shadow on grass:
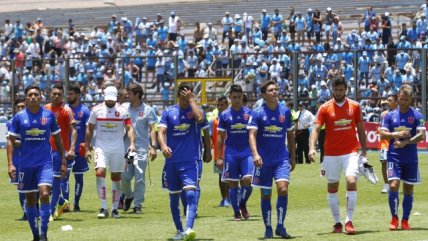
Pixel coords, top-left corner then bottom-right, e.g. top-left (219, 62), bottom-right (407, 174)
top-left (257, 236), bottom-right (299, 240)
top-left (409, 227), bottom-right (428, 231)
top-left (52, 218), bottom-right (84, 222)
top-left (167, 239), bottom-right (214, 241)
top-left (74, 210), bottom-right (96, 214)
top-left (226, 218), bottom-right (261, 222)
top-left (316, 229), bottom-right (380, 236)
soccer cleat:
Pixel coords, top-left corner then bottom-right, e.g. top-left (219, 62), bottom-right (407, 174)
top-left (133, 207), bottom-right (142, 214)
top-left (111, 209), bottom-right (120, 218)
top-left (39, 234), bottom-right (48, 241)
top-left (264, 227), bottom-right (273, 239)
top-left (223, 199), bottom-right (231, 207)
top-left (332, 222), bottom-right (343, 233)
top-left (240, 203), bottom-right (250, 220)
top-left (18, 213), bottom-right (27, 221)
top-left (234, 211), bottom-right (242, 221)
top-left (401, 219), bottom-right (411, 230)
top-left (389, 216), bottom-right (399, 230)
top-left (33, 235), bottom-right (40, 241)
top-left (97, 208), bottom-right (109, 219)
top-left (73, 205), bottom-right (81, 212)
top-left (55, 199), bottom-right (70, 218)
top-left (172, 230), bottom-right (183, 240)
top-left (218, 199), bottom-right (225, 207)
top-left (183, 228), bottom-right (196, 241)
top-left (275, 227), bottom-right (292, 239)
top-left (345, 221), bottom-right (356, 235)
top-left (123, 197), bottom-right (134, 211)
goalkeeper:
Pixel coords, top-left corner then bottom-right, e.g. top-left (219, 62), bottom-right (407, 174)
top-left (379, 84), bottom-right (426, 231)
top-left (309, 77), bottom-right (367, 235)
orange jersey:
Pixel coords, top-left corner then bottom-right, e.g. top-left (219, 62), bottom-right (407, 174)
top-left (45, 103), bottom-right (75, 151)
top-left (378, 110), bottom-right (390, 150)
top-left (316, 98), bottom-right (362, 156)
top-left (212, 118), bottom-right (225, 160)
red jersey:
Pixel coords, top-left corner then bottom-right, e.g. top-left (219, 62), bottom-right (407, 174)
top-left (45, 103), bottom-right (75, 151)
top-left (316, 98), bottom-right (362, 156)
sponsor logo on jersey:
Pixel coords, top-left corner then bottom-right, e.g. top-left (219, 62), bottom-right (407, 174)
top-left (174, 123), bottom-right (191, 131)
top-left (101, 123), bottom-right (118, 129)
top-left (334, 119), bottom-right (352, 126)
top-left (231, 123), bottom-right (247, 129)
top-left (26, 128), bottom-right (46, 136)
top-left (264, 125), bottom-right (283, 133)
top-left (394, 126), bottom-right (412, 132)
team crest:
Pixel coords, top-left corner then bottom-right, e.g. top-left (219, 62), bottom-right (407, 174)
top-left (139, 112), bottom-right (144, 117)
top-left (279, 115), bottom-right (285, 123)
top-left (41, 117), bottom-right (47, 125)
top-left (187, 112), bottom-right (193, 119)
top-left (347, 109), bottom-right (353, 116)
top-left (243, 114), bottom-right (249, 121)
top-left (78, 111), bottom-right (83, 118)
top-left (115, 111), bottom-right (120, 117)
top-left (408, 117), bottom-right (414, 124)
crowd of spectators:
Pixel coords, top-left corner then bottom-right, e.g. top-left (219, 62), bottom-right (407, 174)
top-left (0, 4), bottom-right (427, 121)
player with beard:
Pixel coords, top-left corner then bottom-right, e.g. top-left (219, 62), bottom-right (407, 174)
top-left (85, 86), bottom-right (136, 218)
top-left (309, 77), bottom-right (368, 235)
top-left (66, 85), bottom-right (91, 211)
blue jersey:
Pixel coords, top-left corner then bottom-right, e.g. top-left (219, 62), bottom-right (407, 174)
top-left (9, 108), bottom-right (60, 168)
top-left (217, 106), bottom-right (252, 157)
top-left (380, 107), bottom-right (426, 162)
top-left (68, 104), bottom-right (90, 153)
top-left (6, 119), bottom-right (21, 166)
top-left (248, 103), bottom-right (293, 166)
top-left (159, 105), bottom-right (208, 163)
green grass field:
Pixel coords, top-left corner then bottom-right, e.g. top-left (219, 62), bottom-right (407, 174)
top-left (1, 150), bottom-right (428, 241)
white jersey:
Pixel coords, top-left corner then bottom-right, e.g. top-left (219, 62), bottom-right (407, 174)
top-left (88, 103), bottom-right (131, 152)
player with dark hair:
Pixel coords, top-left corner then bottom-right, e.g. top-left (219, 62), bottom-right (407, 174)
top-left (248, 80), bottom-right (296, 239)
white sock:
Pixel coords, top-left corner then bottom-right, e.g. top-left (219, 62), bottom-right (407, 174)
top-left (327, 192), bottom-right (341, 223)
top-left (345, 191), bottom-right (357, 223)
top-left (96, 177), bottom-right (107, 209)
top-left (111, 181), bottom-right (121, 210)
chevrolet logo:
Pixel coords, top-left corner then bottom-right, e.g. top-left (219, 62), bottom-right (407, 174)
top-left (394, 126), bottom-right (412, 132)
top-left (264, 125), bottom-right (283, 133)
top-left (174, 123), bottom-right (191, 131)
top-left (334, 119), bottom-right (352, 126)
top-left (101, 123), bottom-right (118, 129)
top-left (26, 128), bottom-right (46, 136)
top-left (231, 123), bottom-right (247, 129)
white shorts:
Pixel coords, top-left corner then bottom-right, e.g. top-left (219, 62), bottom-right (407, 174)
top-left (379, 149), bottom-right (388, 161)
top-left (322, 153), bottom-right (359, 183)
top-left (93, 148), bottom-right (125, 173)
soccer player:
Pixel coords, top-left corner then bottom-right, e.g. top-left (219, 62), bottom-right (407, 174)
top-left (248, 80), bottom-right (296, 239)
top-left (7, 85), bottom-right (67, 241)
top-left (45, 84), bottom-right (77, 219)
top-left (212, 96), bottom-right (231, 207)
top-left (6, 97), bottom-right (27, 220)
top-left (158, 83), bottom-right (211, 241)
top-left (378, 94), bottom-right (398, 194)
top-left (85, 86), bottom-right (136, 218)
top-left (217, 84), bottom-right (254, 220)
top-left (121, 84), bottom-right (158, 214)
top-left (66, 85), bottom-right (91, 211)
top-left (309, 77), bottom-right (367, 235)
top-left (379, 84), bottom-right (426, 230)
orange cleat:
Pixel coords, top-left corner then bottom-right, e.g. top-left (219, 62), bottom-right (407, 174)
top-left (345, 221), bottom-right (356, 235)
top-left (389, 216), bottom-right (399, 231)
top-left (332, 222), bottom-right (343, 233)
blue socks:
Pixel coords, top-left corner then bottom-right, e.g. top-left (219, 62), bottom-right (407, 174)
top-left (74, 174), bottom-right (84, 206)
top-left (60, 170), bottom-right (71, 202)
top-left (51, 178), bottom-right (61, 214)
top-left (229, 187), bottom-right (240, 213)
top-left (180, 191), bottom-right (187, 214)
top-left (185, 189), bottom-right (197, 229)
top-left (26, 205), bottom-right (39, 237)
top-left (402, 194), bottom-right (413, 220)
top-left (169, 194), bottom-right (183, 232)
top-left (196, 186), bottom-right (201, 208)
top-left (19, 193), bottom-right (26, 211)
top-left (240, 186), bottom-right (253, 206)
top-left (388, 191), bottom-right (399, 218)
top-left (261, 198), bottom-right (272, 228)
top-left (276, 195), bottom-right (288, 229)
top-left (39, 203), bottom-right (50, 235)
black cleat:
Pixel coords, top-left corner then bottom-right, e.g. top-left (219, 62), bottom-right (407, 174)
top-left (123, 197), bottom-right (134, 211)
